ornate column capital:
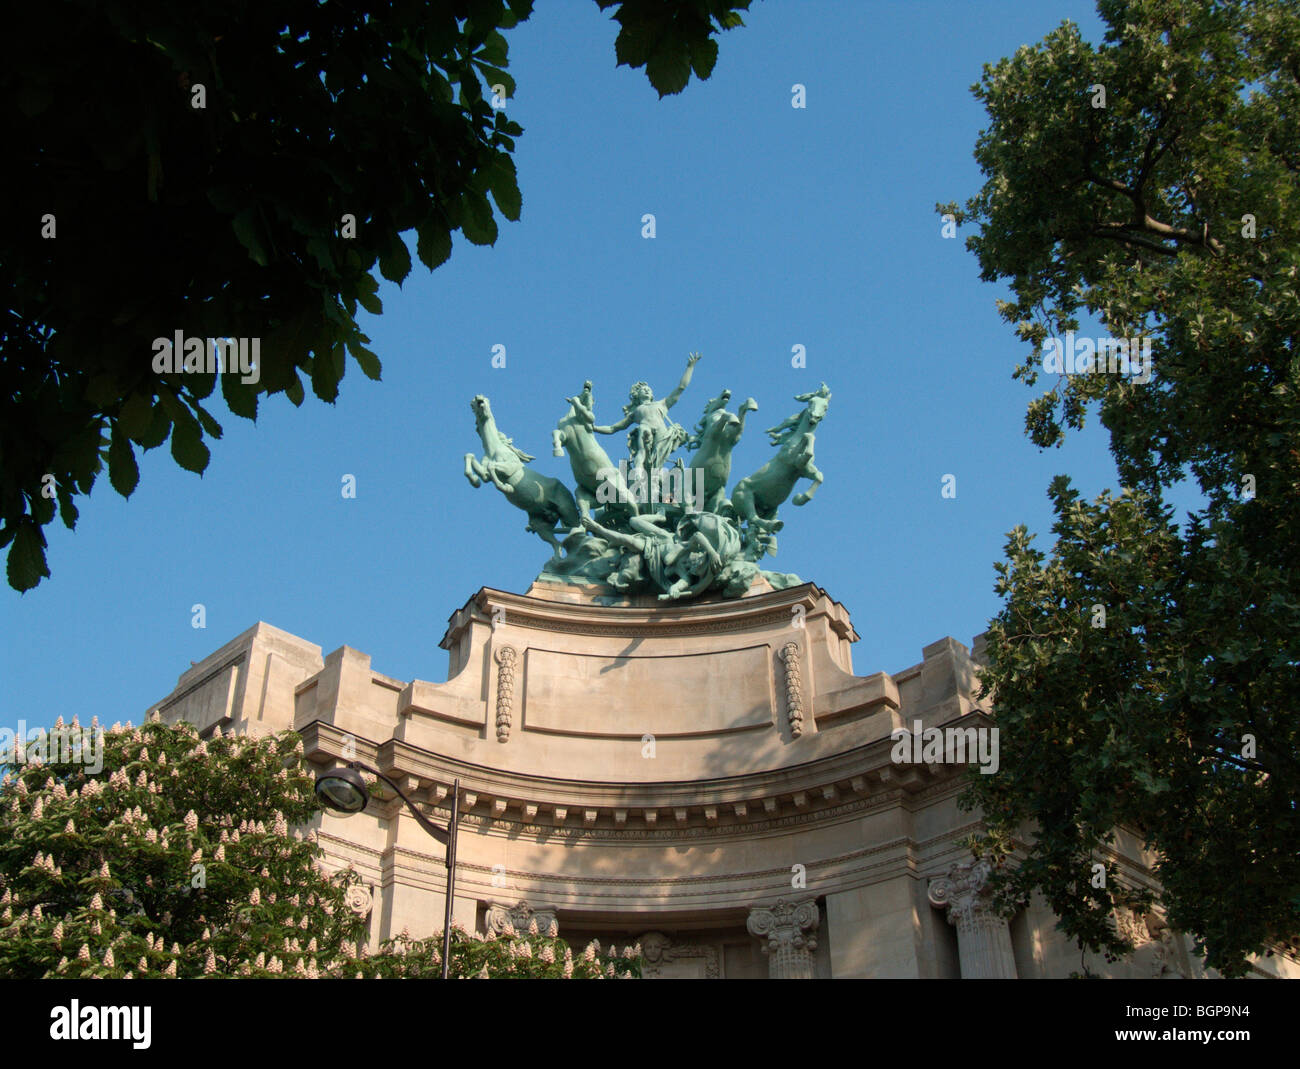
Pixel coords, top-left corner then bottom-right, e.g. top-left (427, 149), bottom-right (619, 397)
top-left (747, 898), bottom-right (819, 978)
top-left (928, 859), bottom-right (1017, 978)
top-left (928, 858), bottom-right (998, 926)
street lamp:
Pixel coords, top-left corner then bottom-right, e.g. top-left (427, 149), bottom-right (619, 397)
top-left (315, 762), bottom-right (460, 979)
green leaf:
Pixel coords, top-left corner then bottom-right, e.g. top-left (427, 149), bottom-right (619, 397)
top-left (7, 521), bottom-right (49, 592)
top-left (487, 154), bottom-right (521, 221)
top-left (137, 402), bottom-right (172, 450)
top-left (416, 221), bottom-right (453, 270)
top-left (476, 65), bottom-right (516, 100)
top-left (169, 413), bottom-right (211, 473)
top-left (688, 36), bottom-right (718, 80)
top-left (378, 233), bottom-right (412, 284)
top-left (347, 336), bottom-right (382, 381)
top-left (356, 276), bottom-right (383, 315)
top-left (459, 189), bottom-right (498, 245)
top-left (645, 42), bottom-right (693, 97)
top-left (107, 423), bottom-right (140, 497)
top-left (309, 342), bottom-right (344, 403)
top-left (119, 391), bottom-right (155, 440)
top-left (85, 373), bottom-right (121, 407)
top-left (191, 401), bottom-right (224, 439)
top-left (222, 370), bottom-right (259, 421)
top-left (477, 29), bottom-right (509, 66)
top-left (614, 15), bottom-right (657, 69)
top-left (56, 483), bottom-right (80, 530)
top-left (232, 207), bottom-right (271, 266)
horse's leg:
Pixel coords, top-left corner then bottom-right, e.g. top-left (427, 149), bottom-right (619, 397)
top-left (528, 515), bottom-right (563, 555)
top-left (553, 481), bottom-right (581, 531)
top-left (487, 465), bottom-right (514, 494)
top-left (730, 479), bottom-right (756, 524)
top-left (738, 398), bottom-right (757, 430)
top-left (792, 462), bottom-right (823, 506)
top-left (552, 429), bottom-right (566, 458)
top-left (465, 453), bottom-right (484, 488)
top-left (575, 486), bottom-right (595, 522)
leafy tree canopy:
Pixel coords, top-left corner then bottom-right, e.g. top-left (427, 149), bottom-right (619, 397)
top-left (0, 0), bottom-right (750, 591)
top-left (943, 0), bottom-right (1299, 976)
top-left (0, 716), bottom-right (638, 978)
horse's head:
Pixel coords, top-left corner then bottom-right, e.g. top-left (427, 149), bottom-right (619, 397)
top-left (715, 410), bottom-right (743, 441)
top-left (804, 388), bottom-right (830, 428)
top-left (471, 395), bottom-right (492, 426)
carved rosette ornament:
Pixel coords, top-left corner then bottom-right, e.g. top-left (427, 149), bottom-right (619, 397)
top-left (344, 883), bottom-right (373, 919)
top-left (746, 898), bottom-right (819, 979)
top-left (494, 646), bottom-right (517, 743)
top-left (486, 901), bottom-right (558, 938)
top-left (780, 641), bottom-right (804, 738)
top-left (928, 859), bottom-right (1017, 979)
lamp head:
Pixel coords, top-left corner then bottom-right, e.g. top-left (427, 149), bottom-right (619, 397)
top-left (315, 765), bottom-right (369, 814)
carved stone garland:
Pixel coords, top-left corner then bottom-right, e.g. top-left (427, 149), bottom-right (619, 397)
top-left (494, 646), bottom-right (517, 743)
top-left (780, 641), bottom-right (804, 738)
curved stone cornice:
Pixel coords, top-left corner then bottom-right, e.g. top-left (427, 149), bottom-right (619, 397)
top-left (301, 717), bottom-right (982, 841)
top-left (440, 582), bottom-right (859, 648)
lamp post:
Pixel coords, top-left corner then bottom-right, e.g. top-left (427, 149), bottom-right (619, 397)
top-left (315, 763), bottom-right (460, 979)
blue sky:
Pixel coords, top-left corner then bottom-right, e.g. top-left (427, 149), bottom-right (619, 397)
top-left (4, 0), bottom-right (1127, 730)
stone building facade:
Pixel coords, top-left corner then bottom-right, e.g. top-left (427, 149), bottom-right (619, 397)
top-left (152, 580), bottom-right (1297, 978)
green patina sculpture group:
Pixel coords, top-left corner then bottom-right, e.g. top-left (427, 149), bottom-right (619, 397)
top-left (464, 353), bottom-right (830, 601)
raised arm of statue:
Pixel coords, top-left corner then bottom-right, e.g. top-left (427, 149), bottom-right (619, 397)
top-left (594, 412), bottom-right (633, 435)
top-left (565, 395), bottom-right (596, 426)
top-left (664, 352), bottom-right (701, 409)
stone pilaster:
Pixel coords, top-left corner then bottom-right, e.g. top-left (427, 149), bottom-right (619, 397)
top-left (747, 899), bottom-right (819, 978)
top-left (928, 859), bottom-right (1017, 978)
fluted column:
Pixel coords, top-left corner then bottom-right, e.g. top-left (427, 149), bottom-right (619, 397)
top-left (747, 899), bottom-right (819, 978)
top-left (928, 859), bottom-right (1017, 978)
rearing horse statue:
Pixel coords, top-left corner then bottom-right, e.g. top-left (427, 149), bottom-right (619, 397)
top-left (465, 394), bottom-right (581, 554)
top-left (552, 381), bottom-right (640, 519)
top-left (729, 383), bottom-right (830, 533)
top-left (687, 391), bottom-right (758, 514)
